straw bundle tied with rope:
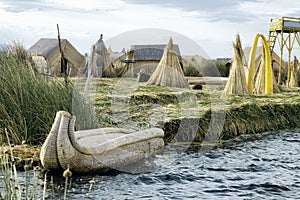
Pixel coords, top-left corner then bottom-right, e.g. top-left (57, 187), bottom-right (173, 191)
top-left (222, 34), bottom-right (248, 98)
top-left (147, 37), bottom-right (190, 89)
top-left (289, 56), bottom-right (299, 87)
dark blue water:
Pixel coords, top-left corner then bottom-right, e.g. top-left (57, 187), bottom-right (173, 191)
top-left (20, 131), bottom-right (300, 199)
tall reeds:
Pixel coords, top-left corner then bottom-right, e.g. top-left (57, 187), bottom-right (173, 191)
top-left (0, 43), bottom-right (98, 145)
top-left (1, 129), bottom-right (63, 199)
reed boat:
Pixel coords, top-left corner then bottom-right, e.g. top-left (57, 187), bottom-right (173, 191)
top-left (40, 111), bottom-right (164, 173)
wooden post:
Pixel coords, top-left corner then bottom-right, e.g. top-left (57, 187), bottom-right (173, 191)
top-left (57, 24), bottom-right (67, 76)
top-left (278, 32), bottom-right (284, 85)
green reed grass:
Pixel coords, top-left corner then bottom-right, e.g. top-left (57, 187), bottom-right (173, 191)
top-left (1, 129), bottom-right (50, 199)
top-left (0, 43), bottom-right (98, 145)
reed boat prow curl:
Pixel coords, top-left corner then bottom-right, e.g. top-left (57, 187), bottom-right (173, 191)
top-left (40, 111), bottom-right (165, 173)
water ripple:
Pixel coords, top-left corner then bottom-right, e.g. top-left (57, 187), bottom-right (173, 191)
top-left (16, 131), bottom-right (300, 199)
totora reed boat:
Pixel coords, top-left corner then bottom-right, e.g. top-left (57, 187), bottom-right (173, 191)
top-left (40, 111), bottom-right (165, 173)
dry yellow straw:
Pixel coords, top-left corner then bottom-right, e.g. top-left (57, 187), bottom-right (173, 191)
top-left (147, 37), bottom-right (190, 89)
top-left (222, 34), bottom-right (248, 98)
top-left (289, 56), bottom-right (299, 87)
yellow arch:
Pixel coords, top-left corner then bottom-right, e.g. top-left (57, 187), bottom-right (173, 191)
top-left (247, 33), bottom-right (273, 94)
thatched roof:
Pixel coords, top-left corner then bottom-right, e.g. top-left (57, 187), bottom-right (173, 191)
top-left (244, 46), bottom-right (286, 65)
top-left (28, 38), bottom-right (85, 70)
top-left (147, 38), bottom-right (189, 89)
top-left (130, 44), bottom-right (182, 63)
top-left (118, 43), bottom-right (183, 78)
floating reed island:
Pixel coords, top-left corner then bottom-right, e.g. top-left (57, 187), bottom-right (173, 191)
top-left (2, 17), bottom-right (300, 172)
top-left (78, 33), bottom-right (300, 147)
top-left (79, 77), bottom-right (300, 146)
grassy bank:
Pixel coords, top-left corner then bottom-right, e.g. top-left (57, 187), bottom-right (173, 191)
top-left (164, 91), bottom-right (300, 143)
top-left (78, 78), bottom-right (300, 144)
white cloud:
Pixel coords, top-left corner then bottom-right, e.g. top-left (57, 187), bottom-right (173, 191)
top-left (1, 0), bottom-right (300, 58)
top-left (44, 0), bottom-right (124, 11)
top-left (237, 0), bottom-right (300, 17)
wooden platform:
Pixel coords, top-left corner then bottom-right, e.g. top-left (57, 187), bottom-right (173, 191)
top-left (269, 16), bottom-right (300, 32)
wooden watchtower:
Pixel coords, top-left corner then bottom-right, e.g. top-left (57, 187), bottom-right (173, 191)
top-left (268, 16), bottom-right (300, 85)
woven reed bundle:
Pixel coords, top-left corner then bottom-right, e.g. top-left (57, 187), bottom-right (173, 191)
top-left (40, 111), bottom-right (165, 173)
top-left (289, 56), bottom-right (299, 87)
top-left (68, 116), bottom-right (164, 155)
top-left (40, 111), bottom-right (68, 170)
top-left (58, 113), bottom-right (164, 172)
top-left (222, 34), bottom-right (248, 98)
top-left (92, 34), bottom-right (116, 77)
top-left (147, 38), bottom-right (190, 89)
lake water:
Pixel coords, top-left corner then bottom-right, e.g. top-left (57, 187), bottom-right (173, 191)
top-left (16, 131), bottom-right (300, 199)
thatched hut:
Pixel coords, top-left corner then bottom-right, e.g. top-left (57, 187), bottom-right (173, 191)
top-left (222, 34), bottom-right (248, 98)
top-left (131, 44), bottom-right (183, 67)
top-left (243, 46), bottom-right (288, 84)
top-left (92, 34), bottom-right (116, 77)
top-left (28, 38), bottom-right (85, 76)
top-left (119, 43), bottom-right (183, 78)
top-left (147, 38), bottom-right (190, 89)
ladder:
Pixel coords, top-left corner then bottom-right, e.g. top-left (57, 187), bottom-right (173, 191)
top-left (268, 31), bottom-right (277, 54)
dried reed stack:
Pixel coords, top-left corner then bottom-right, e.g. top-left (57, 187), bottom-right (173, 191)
top-left (289, 56), bottom-right (299, 87)
top-left (254, 48), bottom-right (266, 94)
top-left (147, 37), bottom-right (190, 89)
top-left (255, 49), bottom-right (280, 94)
top-left (92, 34), bottom-right (116, 77)
top-left (222, 34), bottom-right (248, 98)
top-left (119, 48), bottom-right (135, 77)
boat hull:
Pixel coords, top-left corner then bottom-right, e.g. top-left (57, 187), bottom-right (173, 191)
top-left (40, 111), bottom-right (165, 173)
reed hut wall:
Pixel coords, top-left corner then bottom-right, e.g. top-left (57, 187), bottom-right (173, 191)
top-left (28, 38), bottom-right (85, 76)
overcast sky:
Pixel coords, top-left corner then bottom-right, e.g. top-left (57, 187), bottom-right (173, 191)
top-left (1, 0), bottom-right (300, 58)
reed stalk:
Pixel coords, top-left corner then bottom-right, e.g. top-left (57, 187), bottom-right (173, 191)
top-left (0, 43), bottom-right (98, 145)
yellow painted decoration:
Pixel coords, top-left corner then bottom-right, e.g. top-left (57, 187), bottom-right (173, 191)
top-left (247, 33), bottom-right (273, 94)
